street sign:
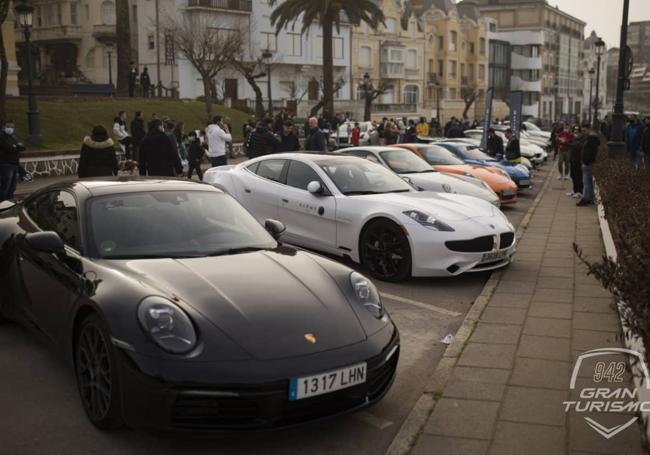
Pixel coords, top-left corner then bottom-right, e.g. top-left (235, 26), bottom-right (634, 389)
top-left (509, 91), bottom-right (523, 140)
top-left (480, 88), bottom-right (494, 150)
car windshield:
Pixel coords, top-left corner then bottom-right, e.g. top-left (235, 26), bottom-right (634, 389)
top-left (417, 145), bottom-right (465, 165)
top-left (318, 158), bottom-right (413, 195)
top-left (87, 191), bottom-right (276, 259)
top-left (440, 143), bottom-right (493, 161)
top-left (379, 149), bottom-right (434, 174)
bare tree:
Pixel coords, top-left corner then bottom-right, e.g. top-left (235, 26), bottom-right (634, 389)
top-left (361, 79), bottom-right (391, 121)
top-left (461, 79), bottom-right (480, 120)
top-left (286, 80), bottom-right (309, 106)
top-left (309, 77), bottom-right (345, 118)
top-left (166, 12), bottom-right (244, 121)
top-left (231, 57), bottom-right (266, 119)
top-left (0, 0), bottom-right (11, 121)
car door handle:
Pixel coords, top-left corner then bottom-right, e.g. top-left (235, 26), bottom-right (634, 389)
top-left (281, 198), bottom-right (289, 203)
top-left (244, 188), bottom-right (252, 193)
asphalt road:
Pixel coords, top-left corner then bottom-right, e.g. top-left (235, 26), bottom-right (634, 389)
top-left (0, 163), bottom-right (551, 455)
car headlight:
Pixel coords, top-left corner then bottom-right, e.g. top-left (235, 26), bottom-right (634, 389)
top-left (137, 296), bottom-right (197, 354)
top-left (403, 210), bottom-right (454, 231)
top-left (350, 272), bottom-right (384, 319)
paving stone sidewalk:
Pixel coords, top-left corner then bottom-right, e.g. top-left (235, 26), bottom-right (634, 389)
top-left (410, 172), bottom-right (644, 455)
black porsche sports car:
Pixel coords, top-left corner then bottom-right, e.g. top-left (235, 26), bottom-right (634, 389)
top-left (0, 179), bottom-right (399, 432)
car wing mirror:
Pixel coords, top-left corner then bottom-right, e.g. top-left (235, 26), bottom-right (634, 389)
top-left (307, 181), bottom-right (324, 195)
top-left (264, 219), bottom-right (286, 240)
top-left (25, 231), bottom-right (65, 254)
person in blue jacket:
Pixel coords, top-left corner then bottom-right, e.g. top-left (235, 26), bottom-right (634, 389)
top-left (625, 115), bottom-right (645, 167)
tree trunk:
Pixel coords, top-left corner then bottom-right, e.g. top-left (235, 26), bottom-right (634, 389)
top-left (244, 73), bottom-right (265, 119)
top-left (115, 0), bottom-right (131, 95)
top-left (321, 19), bottom-right (334, 121)
top-left (0, 18), bottom-right (8, 121)
top-left (202, 77), bottom-right (214, 123)
top-left (310, 100), bottom-right (324, 118)
top-left (364, 94), bottom-right (372, 122)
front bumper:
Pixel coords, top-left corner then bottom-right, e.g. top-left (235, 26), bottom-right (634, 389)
top-left (116, 325), bottom-right (399, 433)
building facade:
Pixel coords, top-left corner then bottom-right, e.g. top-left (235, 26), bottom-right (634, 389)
top-left (475, 0), bottom-right (585, 123)
top-left (580, 31), bottom-right (608, 122)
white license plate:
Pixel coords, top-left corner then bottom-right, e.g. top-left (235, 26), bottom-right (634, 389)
top-left (289, 362), bottom-right (367, 401)
top-left (481, 250), bottom-right (508, 264)
top-left (519, 179), bottom-right (531, 186)
top-left (502, 189), bottom-right (516, 196)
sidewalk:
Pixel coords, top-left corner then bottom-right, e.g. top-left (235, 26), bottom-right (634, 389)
top-left (406, 169), bottom-right (643, 455)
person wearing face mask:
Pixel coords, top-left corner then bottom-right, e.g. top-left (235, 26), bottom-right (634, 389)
top-left (138, 119), bottom-right (182, 177)
top-left (0, 120), bottom-right (26, 201)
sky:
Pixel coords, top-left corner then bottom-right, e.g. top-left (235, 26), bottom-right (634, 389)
top-left (547, 0), bottom-right (650, 48)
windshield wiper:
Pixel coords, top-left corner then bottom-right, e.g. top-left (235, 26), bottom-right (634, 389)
top-left (102, 254), bottom-right (190, 260)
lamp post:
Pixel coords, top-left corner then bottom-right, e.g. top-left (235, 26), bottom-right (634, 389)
top-left (15, 0), bottom-right (42, 145)
top-left (262, 50), bottom-right (273, 116)
top-left (608, 0), bottom-right (630, 155)
top-left (106, 42), bottom-right (114, 87)
top-left (593, 37), bottom-right (605, 130)
top-left (359, 72), bottom-right (374, 121)
top-left (587, 67), bottom-right (595, 125)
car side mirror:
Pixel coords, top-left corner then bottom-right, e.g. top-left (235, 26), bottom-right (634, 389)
top-left (25, 231), bottom-right (65, 254)
top-left (307, 181), bottom-right (324, 195)
top-left (264, 219), bottom-right (286, 240)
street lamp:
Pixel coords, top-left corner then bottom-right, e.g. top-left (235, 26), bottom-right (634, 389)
top-left (105, 42), bottom-right (114, 87)
top-left (15, 0), bottom-right (42, 145)
top-left (359, 72), bottom-right (374, 121)
top-left (609, 0), bottom-right (630, 155)
top-left (261, 50), bottom-right (273, 116)
top-left (593, 37), bottom-right (605, 130)
top-left (588, 67), bottom-right (595, 125)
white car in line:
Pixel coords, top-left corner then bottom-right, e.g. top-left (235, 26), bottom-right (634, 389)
top-left (203, 153), bottom-right (516, 282)
top-left (463, 129), bottom-right (546, 166)
top-left (334, 146), bottom-right (501, 207)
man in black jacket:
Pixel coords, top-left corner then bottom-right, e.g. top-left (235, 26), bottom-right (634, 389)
top-left (305, 117), bottom-right (327, 152)
top-left (486, 128), bottom-right (504, 157)
top-left (278, 120), bottom-right (301, 152)
top-left (504, 128), bottom-right (522, 163)
top-left (247, 119), bottom-right (280, 158)
top-left (138, 119), bottom-right (182, 177)
top-left (568, 125), bottom-right (586, 199)
top-left (0, 120), bottom-right (26, 201)
top-left (577, 127), bottom-right (600, 206)
top-left (130, 111), bottom-right (146, 162)
top-left (641, 117), bottom-right (650, 164)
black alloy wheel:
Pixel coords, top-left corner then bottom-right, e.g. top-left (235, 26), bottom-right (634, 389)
top-left (361, 219), bottom-right (412, 282)
top-left (75, 314), bottom-right (123, 429)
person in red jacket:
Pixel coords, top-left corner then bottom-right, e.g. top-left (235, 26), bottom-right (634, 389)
top-left (351, 122), bottom-right (361, 147)
top-left (557, 125), bottom-right (574, 180)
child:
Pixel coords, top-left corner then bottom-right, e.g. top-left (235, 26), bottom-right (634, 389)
top-left (187, 130), bottom-right (207, 180)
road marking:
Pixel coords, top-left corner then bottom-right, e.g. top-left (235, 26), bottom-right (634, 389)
top-left (354, 411), bottom-right (394, 430)
top-left (380, 292), bottom-right (462, 317)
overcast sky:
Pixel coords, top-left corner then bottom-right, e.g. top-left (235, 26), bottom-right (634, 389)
top-left (547, 0), bottom-right (650, 48)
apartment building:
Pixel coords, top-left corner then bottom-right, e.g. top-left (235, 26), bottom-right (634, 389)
top-left (475, 0), bottom-right (585, 122)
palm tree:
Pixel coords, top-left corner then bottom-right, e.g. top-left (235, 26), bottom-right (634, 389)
top-left (115, 0), bottom-right (131, 95)
top-left (270, 0), bottom-right (385, 120)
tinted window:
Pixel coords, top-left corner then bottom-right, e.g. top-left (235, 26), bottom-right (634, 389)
top-left (341, 150), bottom-right (378, 162)
top-left (286, 161), bottom-right (324, 191)
top-left (246, 162), bottom-right (260, 174)
top-left (420, 145), bottom-right (465, 165)
top-left (379, 150), bottom-right (434, 174)
top-left (26, 190), bottom-right (81, 251)
top-left (319, 158), bottom-right (413, 195)
top-left (255, 159), bottom-right (285, 183)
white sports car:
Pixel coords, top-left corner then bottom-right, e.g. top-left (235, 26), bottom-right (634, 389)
top-left (335, 146), bottom-right (501, 207)
top-left (203, 153), bottom-right (516, 281)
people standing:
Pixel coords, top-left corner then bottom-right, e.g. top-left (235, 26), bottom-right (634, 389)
top-left (577, 127), bottom-right (600, 207)
top-left (351, 122), bottom-right (361, 147)
top-left (641, 117), bottom-right (650, 168)
top-left (403, 120), bottom-right (418, 143)
top-left (556, 125), bottom-right (574, 180)
top-left (130, 111), bottom-right (146, 162)
top-left (247, 118), bottom-right (281, 157)
top-left (568, 125), bottom-right (585, 200)
top-left (416, 117), bottom-right (429, 137)
top-left (305, 117), bottom-right (327, 152)
top-left (504, 128), bottom-right (522, 163)
top-left (626, 116), bottom-right (645, 168)
top-left (278, 120), bottom-right (301, 152)
top-left (0, 120), bottom-right (25, 201)
top-left (128, 62), bottom-right (138, 98)
top-left (173, 121), bottom-right (188, 163)
top-left (187, 130), bottom-right (207, 180)
top-left (112, 111), bottom-right (133, 159)
top-left (206, 115), bottom-right (232, 167)
top-left (384, 122), bottom-right (399, 145)
top-left (78, 125), bottom-right (118, 178)
top-left (486, 128), bottom-right (504, 158)
top-left (138, 119), bottom-right (182, 177)
top-left (140, 67), bottom-right (151, 98)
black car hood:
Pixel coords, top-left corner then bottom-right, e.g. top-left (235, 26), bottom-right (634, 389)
top-left (114, 250), bottom-right (367, 360)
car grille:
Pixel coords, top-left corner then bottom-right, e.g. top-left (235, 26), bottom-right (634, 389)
top-left (169, 338), bottom-right (399, 431)
top-left (500, 232), bottom-right (515, 249)
top-left (445, 236), bottom-right (495, 253)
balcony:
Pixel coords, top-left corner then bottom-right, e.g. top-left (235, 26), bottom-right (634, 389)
top-left (374, 104), bottom-right (417, 113)
top-left (29, 25), bottom-right (82, 43)
top-left (92, 24), bottom-right (116, 43)
top-left (187, 0), bottom-right (252, 13)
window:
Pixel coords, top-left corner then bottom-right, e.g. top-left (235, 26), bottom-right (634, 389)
top-left (262, 32), bottom-right (277, 52)
top-left (406, 49), bottom-right (417, 69)
top-left (469, 42), bottom-right (475, 54)
top-left (438, 35), bottom-right (444, 50)
top-left (449, 88), bottom-right (457, 99)
top-left (460, 63), bottom-right (465, 78)
top-left (359, 46), bottom-right (372, 67)
top-left (489, 23), bottom-right (496, 32)
top-left (404, 85), bottom-right (419, 105)
top-left (288, 33), bottom-right (302, 57)
top-left (478, 64), bottom-right (485, 80)
top-left (333, 37), bottom-right (344, 59)
top-left (86, 48), bottom-right (96, 68)
top-left (449, 31), bottom-right (457, 52)
top-left (70, 2), bottom-right (78, 25)
top-left (468, 63), bottom-right (474, 81)
top-left (26, 191), bottom-right (80, 251)
top-left (255, 159), bottom-right (286, 183)
top-left (437, 59), bottom-right (444, 76)
top-left (448, 60), bottom-right (457, 78)
top-left (100, 1), bottom-right (116, 26)
top-left (148, 33), bottom-right (155, 50)
top-left (480, 38), bottom-right (486, 55)
top-left (385, 18), bottom-right (397, 33)
top-left (286, 161), bottom-right (324, 191)
top-left (36, 6), bottom-right (42, 27)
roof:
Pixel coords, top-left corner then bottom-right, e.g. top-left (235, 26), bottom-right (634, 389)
top-left (76, 178), bottom-right (218, 197)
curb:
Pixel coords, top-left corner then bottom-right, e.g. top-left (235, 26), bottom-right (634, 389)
top-left (385, 166), bottom-right (556, 455)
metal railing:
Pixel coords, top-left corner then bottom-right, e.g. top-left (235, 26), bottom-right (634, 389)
top-left (187, 0), bottom-right (252, 12)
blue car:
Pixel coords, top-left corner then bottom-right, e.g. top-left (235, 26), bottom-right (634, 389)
top-left (435, 142), bottom-right (532, 189)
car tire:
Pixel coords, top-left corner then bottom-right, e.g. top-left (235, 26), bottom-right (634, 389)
top-left (360, 219), bottom-right (412, 282)
top-left (74, 313), bottom-right (124, 430)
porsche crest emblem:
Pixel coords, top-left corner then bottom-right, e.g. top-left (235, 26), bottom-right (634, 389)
top-left (304, 333), bottom-right (317, 344)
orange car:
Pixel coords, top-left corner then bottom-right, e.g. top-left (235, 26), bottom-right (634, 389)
top-left (397, 143), bottom-right (519, 204)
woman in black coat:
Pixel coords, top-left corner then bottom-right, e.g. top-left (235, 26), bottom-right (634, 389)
top-left (78, 125), bottom-right (118, 178)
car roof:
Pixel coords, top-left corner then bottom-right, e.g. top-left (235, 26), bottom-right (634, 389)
top-left (336, 146), bottom-right (407, 153)
top-left (257, 152), bottom-right (366, 164)
top-left (69, 177), bottom-right (220, 197)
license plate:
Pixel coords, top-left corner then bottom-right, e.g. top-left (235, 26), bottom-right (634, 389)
top-left (519, 179), bottom-right (531, 186)
top-left (481, 250), bottom-right (508, 264)
top-left (289, 362), bottom-right (367, 401)
top-left (502, 189), bottom-right (516, 196)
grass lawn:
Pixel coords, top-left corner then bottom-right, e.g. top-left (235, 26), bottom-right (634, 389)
top-left (6, 98), bottom-right (250, 152)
